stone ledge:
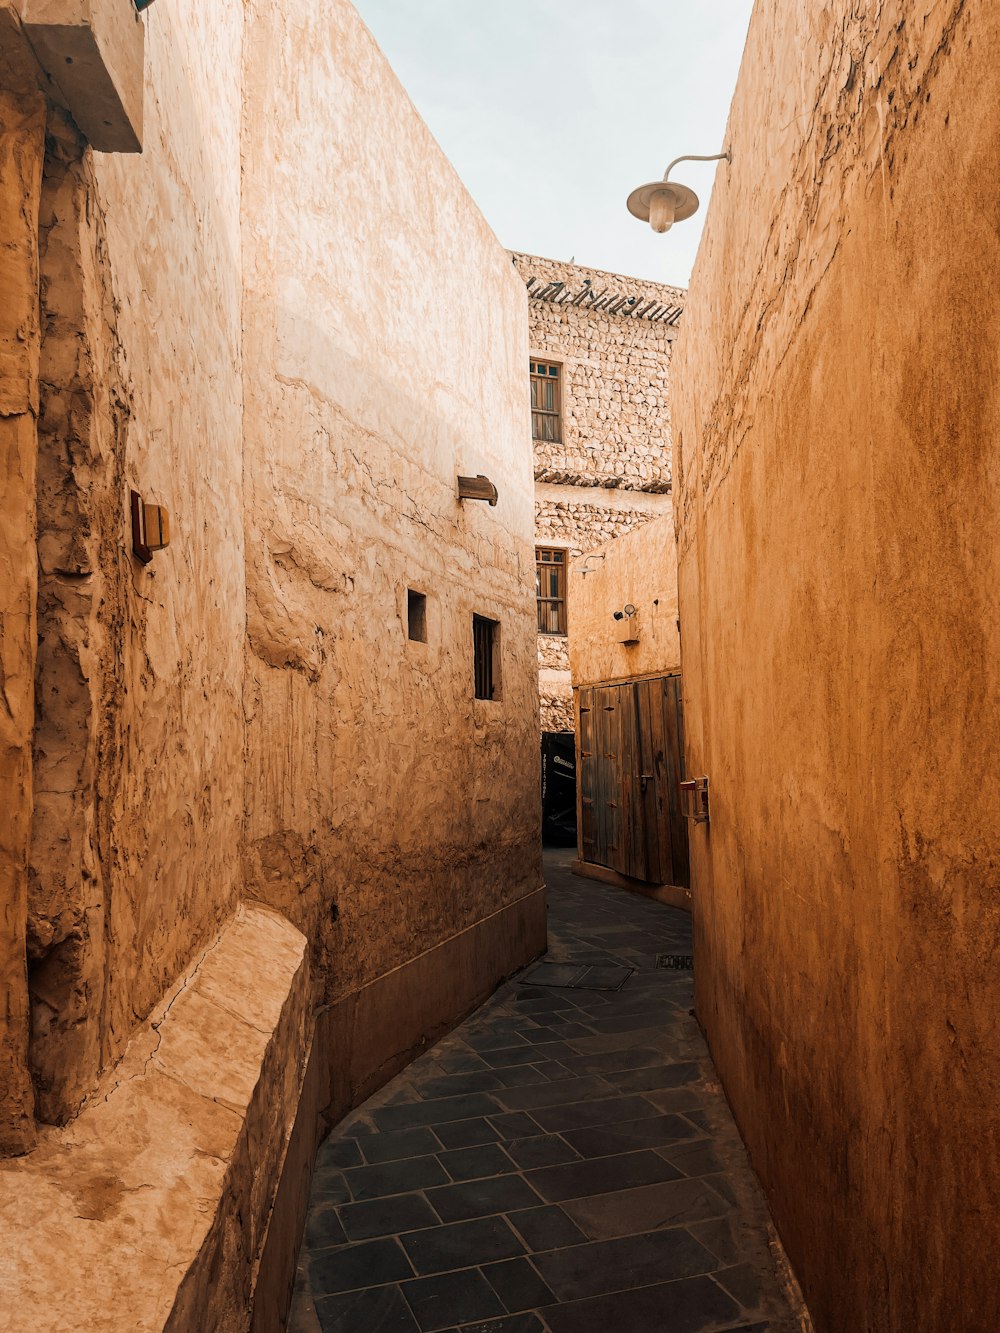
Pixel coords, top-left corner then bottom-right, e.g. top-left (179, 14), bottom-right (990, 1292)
top-left (0, 904), bottom-right (309, 1333)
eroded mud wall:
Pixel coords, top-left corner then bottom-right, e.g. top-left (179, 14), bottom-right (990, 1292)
top-left (0, 28), bottom-right (45, 1154)
top-left (674, 2), bottom-right (1000, 1328)
top-left (241, 0), bottom-right (542, 1008)
top-left (26, 0), bottom-right (246, 1123)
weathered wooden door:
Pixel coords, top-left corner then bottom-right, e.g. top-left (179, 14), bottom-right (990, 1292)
top-left (576, 675), bottom-right (689, 888)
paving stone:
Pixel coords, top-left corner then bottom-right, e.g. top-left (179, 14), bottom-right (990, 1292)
top-left (401, 1216), bottom-right (526, 1274)
top-left (402, 1269), bottom-right (505, 1331)
top-left (480, 1043), bottom-right (575, 1069)
top-left (487, 1112), bottom-right (543, 1139)
top-left (506, 1204), bottom-right (588, 1252)
top-left (344, 1156), bottom-right (451, 1201)
top-left (532, 1227), bottom-right (718, 1301)
top-left (340, 1193), bottom-right (441, 1241)
top-left (305, 1203), bottom-right (349, 1249)
top-left (714, 1261), bottom-right (768, 1310)
top-left (438, 1143), bottom-right (515, 1181)
top-left (314, 1283), bottom-right (419, 1331)
top-left (361, 1128), bottom-right (446, 1164)
top-left (425, 1174), bottom-right (543, 1222)
top-left (491, 1075), bottom-right (615, 1113)
top-left (311, 1170), bottom-right (352, 1204)
top-left (309, 1236), bottom-right (413, 1293)
top-left (491, 1063), bottom-right (565, 1089)
top-left (372, 1094), bottom-right (504, 1133)
top-left (562, 1114), bottom-right (703, 1158)
top-left (442, 1315), bottom-right (544, 1332)
top-left (433, 1052), bottom-right (492, 1075)
top-left (524, 1149), bottom-right (681, 1203)
top-left (540, 1274), bottom-right (742, 1333)
top-left (482, 1256), bottom-right (557, 1312)
top-left (529, 1095), bottom-right (661, 1134)
top-left (433, 1118), bottom-right (503, 1149)
top-left (610, 1062), bottom-right (704, 1093)
top-left (561, 1178), bottom-right (731, 1242)
top-left (503, 1135), bottom-right (581, 1170)
top-left (416, 1073), bottom-right (507, 1100)
top-left (316, 1137), bottom-right (364, 1169)
top-left (658, 1140), bottom-right (729, 1178)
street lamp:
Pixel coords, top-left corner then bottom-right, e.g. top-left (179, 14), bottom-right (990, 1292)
top-left (626, 151), bottom-right (731, 233)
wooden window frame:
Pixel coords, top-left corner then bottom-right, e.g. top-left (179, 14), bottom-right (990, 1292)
top-left (536, 546), bottom-right (567, 636)
top-left (530, 359), bottom-right (562, 444)
top-left (473, 614), bottom-right (501, 700)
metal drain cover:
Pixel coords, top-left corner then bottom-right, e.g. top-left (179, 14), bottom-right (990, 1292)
top-left (522, 962), bottom-right (633, 992)
top-left (656, 954), bottom-right (694, 970)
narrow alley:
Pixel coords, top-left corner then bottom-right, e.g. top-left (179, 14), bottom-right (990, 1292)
top-left (289, 854), bottom-right (802, 1333)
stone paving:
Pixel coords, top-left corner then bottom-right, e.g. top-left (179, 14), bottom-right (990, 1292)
top-left (289, 851), bottom-right (803, 1333)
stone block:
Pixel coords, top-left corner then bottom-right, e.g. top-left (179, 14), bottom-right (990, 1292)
top-left (21, 0), bottom-right (144, 151)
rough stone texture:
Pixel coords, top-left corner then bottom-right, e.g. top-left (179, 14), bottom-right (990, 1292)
top-left (568, 517), bottom-right (680, 691)
top-left (512, 254), bottom-right (683, 496)
top-left (24, 0), bottom-right (247, 1128)
top-left (0, 28), bottom-right (46, 1155)
top-left (514, 254), bottom-right (682, 736)
top-left (241, 0), bottom-right (542, 1007)
top-left (0, 905), bottom-right (310, 1333)
top-left (674, 2), bottom-right (1000, 1330)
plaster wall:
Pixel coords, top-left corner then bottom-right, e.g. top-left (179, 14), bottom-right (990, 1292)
top-left (241, 0), bottom-right (542, 1008)
top-left (568, 516), bottom-right (680, 691)
top-left (25, 0), bottom-right (246, 1125)
top-left (674, 2), bottom-right (1000, 1328)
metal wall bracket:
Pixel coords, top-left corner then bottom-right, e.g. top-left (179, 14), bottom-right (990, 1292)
top-left (680, 776), bottom-right (710, 824)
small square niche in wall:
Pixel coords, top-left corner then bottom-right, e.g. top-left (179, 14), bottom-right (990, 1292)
top-left (407, 589), bottom-right (427, 642)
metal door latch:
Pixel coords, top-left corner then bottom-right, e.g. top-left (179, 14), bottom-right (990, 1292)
top-left (679, 776), bottom-right (710, 824)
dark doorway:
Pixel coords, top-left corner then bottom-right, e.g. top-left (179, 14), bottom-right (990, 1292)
top-left (540, 731), bottom-right (577, 846)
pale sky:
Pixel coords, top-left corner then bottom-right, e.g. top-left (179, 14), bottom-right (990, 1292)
top-left (352, 0), bottom-right (755, 289)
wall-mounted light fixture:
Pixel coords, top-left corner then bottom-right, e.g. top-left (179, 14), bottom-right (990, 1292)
top-left (578, 553), bottom-right (605, 578)
top-left (627, 151), bottom-right (731, 233)
top-left (680, 776), bottom-right (711, 824)
top-left (130, 490), bottom-right (170, 565)
top-left (457, 474), bottom-right (498, 506)
top-left (134, 0), bottom-right (157, 12)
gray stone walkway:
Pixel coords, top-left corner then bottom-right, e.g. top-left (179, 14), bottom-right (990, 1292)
top-left (289, 851), bottom-right (802, 1333)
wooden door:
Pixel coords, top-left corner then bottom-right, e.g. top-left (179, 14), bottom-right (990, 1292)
top-left (576, 674), bottom-right (689, 888)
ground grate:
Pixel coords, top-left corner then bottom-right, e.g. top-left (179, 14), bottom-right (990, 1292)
top-left (656, 953), bottom-right (694, 970)
top-left (521, 962), bottom-right (633, 992)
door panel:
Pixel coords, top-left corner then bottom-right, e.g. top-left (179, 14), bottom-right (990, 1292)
top-left (575, 674), bottom-right (690, 889)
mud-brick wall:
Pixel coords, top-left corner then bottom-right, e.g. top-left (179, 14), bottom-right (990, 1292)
top-left (674, 2), bottom-right (1000, 1329)
top-left (241, 0), bottom-right (542, 1010)
top-left (512, 253), bottom-right (683, 493)
top-left (0, 0), bottom-right (247, 1135)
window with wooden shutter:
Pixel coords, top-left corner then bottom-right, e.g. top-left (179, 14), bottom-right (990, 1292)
top-left (536, 547), bottom-right (567, 635)
top-left (530, 360), bottom-right (561, 443)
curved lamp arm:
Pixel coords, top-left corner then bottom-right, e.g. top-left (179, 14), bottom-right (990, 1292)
top-left (664, 151), bottom-right (731, 181)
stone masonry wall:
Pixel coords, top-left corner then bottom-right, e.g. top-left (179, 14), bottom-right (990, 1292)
top-left (512, 252), bottom-right (683, 493)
